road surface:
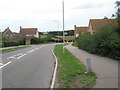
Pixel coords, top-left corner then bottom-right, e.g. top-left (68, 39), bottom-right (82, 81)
top-left (1, 44), bottom-right (55, 88)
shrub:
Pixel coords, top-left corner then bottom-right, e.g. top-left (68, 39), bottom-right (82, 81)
top-left (19, 38), bottom-right (26, 45)
top-left (2, 41), bottom-right (19, 47)
top-left (77, 24), bottom-right (120, 60)
top-left (31, 37), bottom-right (40, 44)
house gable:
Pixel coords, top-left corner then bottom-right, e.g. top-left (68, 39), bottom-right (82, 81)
top-left (3, 27), bottom-right (14, 37)
top-left (89, 19), bottom-right (117, 32)
top-left (74, 25), bottom-right (89, 37)
top-left (19, 26), bottom-right (39, 38)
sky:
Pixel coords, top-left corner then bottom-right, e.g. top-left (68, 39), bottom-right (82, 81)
top-left (0, 0), bottom-right (117, 32)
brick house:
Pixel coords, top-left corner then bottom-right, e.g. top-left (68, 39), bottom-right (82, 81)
top-left (2, 27), bottom-right (14, 37)
top-left (74, 19), bottom-right (117, 37)
top-left (19, 26), bottom-right (39, 45)
top-left (2, 26), bottom-right (39, 45)
top-left (74, 25), bottom-right (89, 37)
top-left (88, 19), bottom-right (117, 34)
top-left (19, 26), bottom-right (39, 38)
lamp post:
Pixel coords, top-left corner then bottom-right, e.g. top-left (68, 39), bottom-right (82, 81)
top-left (53, 20), bottom-right (59, 43)
top-left (62, 0), bottom-right (65, 53)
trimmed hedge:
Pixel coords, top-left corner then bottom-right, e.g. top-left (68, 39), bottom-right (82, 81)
top-left (77, 24), bottom-right (120, 60)
top-left (2, 41), bottom-right (19, 47)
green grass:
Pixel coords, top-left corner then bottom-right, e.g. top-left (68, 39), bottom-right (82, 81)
top-left (0, 46), bottom-right (30, 52)
top-left (72, 41), bottom-right (78, 47)
top-left (54, 44), bottom-right (96, 88)
top-left (56, 36), bottom-right (75, 41)
top-left (40, 35), bottom-right (48, 38)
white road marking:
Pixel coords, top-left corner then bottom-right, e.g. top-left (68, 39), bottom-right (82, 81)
top-left (7, 47), bottom-right (41, 60)
top-left (0, 61), bottom-right (11, 69)
top-left (17, 53), bottom-right (26, 59)
top-left (0, 63), bottom-right (3, 65)
top-left (35, 48), bottom-right (39, 50)
top-left (50, 50), bottom-right (58, 88)
top-left (7, 53), bottom-right (23, 59)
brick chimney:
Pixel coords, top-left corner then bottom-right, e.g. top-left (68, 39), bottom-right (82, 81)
top-left (20, 26), bottom-right (22, 30)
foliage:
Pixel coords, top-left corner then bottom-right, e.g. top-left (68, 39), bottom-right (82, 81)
top-left (1, 36), bottom-right (19, 47)
top-left (116, 1), bottom-right (120, 34)
top-left (19, 38), bottom-right (26, 45)
top-left (2, 41), bottom-right (19, 47)
top-left (77, 24), bottom-right (120, 60)
top-left (31, 37), bottom-right (40, 44)
top-left (48, 30), bottom-right (74, 36)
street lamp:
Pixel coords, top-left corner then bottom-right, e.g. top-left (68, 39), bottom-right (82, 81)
top-left (53, 20), bottom-right (59, 43)
top-left (62, 0), bottom-right (65, 53)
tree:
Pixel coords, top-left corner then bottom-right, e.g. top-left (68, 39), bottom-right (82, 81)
top-left (19, 38), bottom-right (26, 45)
top-left (116, 1), bottom-right (120, 33)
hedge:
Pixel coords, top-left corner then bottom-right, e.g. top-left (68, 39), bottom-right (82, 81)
top-left (77, 24), bottom-right (120, 60)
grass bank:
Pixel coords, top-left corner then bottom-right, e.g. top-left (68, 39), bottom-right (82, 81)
top-left (54, 44), bottom-right (96, 88)
top-left (0, 46), bottom-right (30, 52)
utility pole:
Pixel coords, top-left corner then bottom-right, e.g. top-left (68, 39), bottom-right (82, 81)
top-left (62, 0), bottom-right (65, 53)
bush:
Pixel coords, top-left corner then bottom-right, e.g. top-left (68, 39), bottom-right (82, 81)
top-left (31, 37), bottom-right (40, 44)
top-left (2, 41), bottom-right (19, 47)
top-left (19, 38), bottom-right (26, 45)
top-left (77, 24), bottom-right (120, 60)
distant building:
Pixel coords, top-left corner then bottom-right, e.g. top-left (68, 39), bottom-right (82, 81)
top-left (74, 25), bottom-right (89, 37)
top-left (88, 19), bottom-right (117, 34)
top-left (74, 19), bottom-right (117, 37)
top-left (19, 26), bottom-right (39, 38)
top-left (2, 26), bottom-right (39, 45)
top-left (43, 32), bottom-right (48, 35)
top-left (2, 27), bottom-right (14, 37)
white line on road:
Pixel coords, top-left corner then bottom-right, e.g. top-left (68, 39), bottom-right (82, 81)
top-left (0, 61), bottom-right (11, 69)
top-left (0, 63), bottom-right (3, 65)
top-left (7, 53), bottom-right (23, 59)
top-left (50, 50), bottom-right (58, 88)
top-left (17, 53), bottom-right (26, 59)
top-left (7, 47), bottom-right (42, 60)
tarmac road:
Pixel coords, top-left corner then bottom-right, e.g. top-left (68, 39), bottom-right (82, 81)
top-left (1, 44), bottom-right (55, 88)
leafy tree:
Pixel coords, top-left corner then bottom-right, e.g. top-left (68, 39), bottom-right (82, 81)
top-left (116, 1), bottom-right (120, 33)
top-left (31, 37), bottom-right (40, 44)
top-left (19, 38), bottom-right (26, 45)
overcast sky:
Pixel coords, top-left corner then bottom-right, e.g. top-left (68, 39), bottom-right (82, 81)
top-left (0, 0), bottom-right (117, 32)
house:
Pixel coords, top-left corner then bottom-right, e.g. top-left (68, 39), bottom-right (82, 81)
top-left (74, 25), bottom-right (89, 37)
top-left (74, 19), bottom-right (117, 37)
top-left (19, 26), bottom-right (39, 38)
top-left (2, 27), bottom-right (14, 37)
top-left (88, 19), bottom-right (117, 34)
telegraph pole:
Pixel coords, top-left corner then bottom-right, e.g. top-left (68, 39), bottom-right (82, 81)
top-left (62, 0), bottom-right (65, 53)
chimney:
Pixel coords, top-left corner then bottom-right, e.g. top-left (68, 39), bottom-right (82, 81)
top-left (74, 25), bottom-right (77, 30)
top-left (20, 26), bottom-right (22, 29)
top-left (7, 27), bottom-right (9, 29)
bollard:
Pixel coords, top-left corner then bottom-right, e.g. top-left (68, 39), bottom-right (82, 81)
top-left (86, 58), bottom-right (92, 72)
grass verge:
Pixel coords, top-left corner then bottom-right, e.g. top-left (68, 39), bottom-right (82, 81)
top-left (72, 41), bottom-right (78, 47)
top-left (54, 44), bottom-right (96, 88)
top-left (0, 46), bottom-right (30, 52)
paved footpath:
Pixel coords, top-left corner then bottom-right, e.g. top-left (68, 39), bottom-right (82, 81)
top-left (66, 44), bottom-right (118, 88)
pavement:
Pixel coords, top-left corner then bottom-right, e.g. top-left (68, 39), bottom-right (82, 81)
top-left (65, 44), bottom-right (118, 88)
top-left (1, 44), bottom-right (56, 88)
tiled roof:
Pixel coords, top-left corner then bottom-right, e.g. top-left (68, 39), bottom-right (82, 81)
top-left (20, 28), bottom-right (38, 36)
top-left (89, 19), bottom-right (117, 31)
top-left (3, 27), bottom-right (13, 36)
top-left (75, 26), bottom-right (89, 33)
